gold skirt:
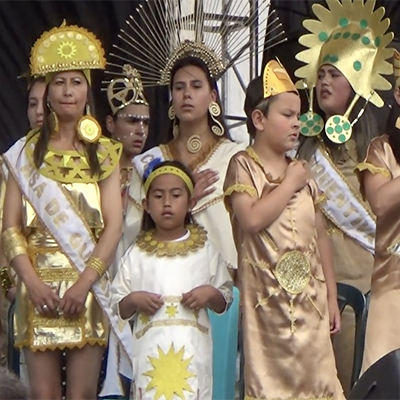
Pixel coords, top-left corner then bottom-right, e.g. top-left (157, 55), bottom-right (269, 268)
top-left (14, 243), bottom-right (108, 352)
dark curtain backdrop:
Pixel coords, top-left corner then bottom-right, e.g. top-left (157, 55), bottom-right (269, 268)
top-left (0, 0), bottom-right (169, 153)
top-left (1, 1), bottom-right (400, 153)
top-left (268, 0), bottom-right (400, 133)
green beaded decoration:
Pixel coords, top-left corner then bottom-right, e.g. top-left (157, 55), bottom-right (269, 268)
top-left (299, 111), bottom-right (324, 137)
top-left (325, 115), bottom-right (352, 143)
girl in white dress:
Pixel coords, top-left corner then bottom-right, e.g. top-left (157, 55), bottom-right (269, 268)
top-left (111, 159), bottom-right (233, 400)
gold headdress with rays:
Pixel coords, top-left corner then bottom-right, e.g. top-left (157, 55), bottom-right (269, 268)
top-left (295, 0), bottom-right (393, 144)
top-left (105, 0), bottom-right (286, 87)
top-left (105, 64), bottom-right (149, 115)
top-left (30, 20), bottom-right (106, 78)
top-left (394, 50), bottom-right (400, 88)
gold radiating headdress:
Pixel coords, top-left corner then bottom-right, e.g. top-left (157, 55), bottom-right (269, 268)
top-left (105, 64), bottom-right (149, 115)
top-left (105, 0), bottom-right (286, 87)
top-left (394, 50), bottom-right (400, 88)
top-left (30, 20), bottom-right (106, 80)
top-left (295, 0), bottom-right (393, 144)
top-left (263, 59), bottom-right (298, 99)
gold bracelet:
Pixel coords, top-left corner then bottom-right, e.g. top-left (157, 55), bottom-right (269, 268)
top-left (0, 266), bottom-right (15, 296)
top-left (2, 227), bottom-right (28, 264)
top-left (86, 256), bottom-right (107, 277)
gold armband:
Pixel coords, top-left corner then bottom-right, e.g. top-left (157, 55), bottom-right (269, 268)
top-left (86, 256), bottom-right (107, 277)
top-left (2, 227), bottom-right (28, 264)
top-left (0, 266), bottom-right (15, 296)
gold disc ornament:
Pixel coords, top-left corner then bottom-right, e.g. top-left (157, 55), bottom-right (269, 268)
top-left (77, 115), bottom-right (102, 143)
top-left (187, 135), bottom-right (202, 154)
top-left (325, 115), bottom-right (352, 144)
top-left (299, 111), bottom-right (323, 137)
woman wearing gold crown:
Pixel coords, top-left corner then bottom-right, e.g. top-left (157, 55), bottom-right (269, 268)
top-left (294, 0), bottom-right (394, 392)
top-left (0, 22), bottom-right (133, 399)
top-left (356, 50), bottom-right (400, 373)
top-left (106, 1), bottom-right (251, 276)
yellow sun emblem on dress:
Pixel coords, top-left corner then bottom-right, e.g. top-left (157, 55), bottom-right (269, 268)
top-left (139, 313), bottom-right (151, 325)
top-left (166, 304), bottom-right (178, 318)
top-left (144, 345), bottom-right (195, 400)
top-left (57, 41), bottom-right (77, 59)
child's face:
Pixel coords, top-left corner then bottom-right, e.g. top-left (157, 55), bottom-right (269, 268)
top-left (144, 173), bottom-right (192, 232)
top-left (254, 92), bottom-right (300, 153)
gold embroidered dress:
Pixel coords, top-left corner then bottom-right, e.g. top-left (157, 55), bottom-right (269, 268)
top-left (356, 135), bottom-right (400, 372)
top-left (224, 148), bottom-right (343, 400)
top-left (6, 131), bottom-right (122, 351)
top-left (110, 225), bottom-right (233, 400)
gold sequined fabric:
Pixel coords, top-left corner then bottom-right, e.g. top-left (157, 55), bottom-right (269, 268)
top-left (224, 149), bottom-right (344, 400)
top-left (358, 135), bottom-right (400, 372)
top-left (14, 167), bottom-right (109, 351)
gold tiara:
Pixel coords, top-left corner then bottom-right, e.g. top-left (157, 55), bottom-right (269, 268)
top-left (30, 20), bottom-right (106, 78)
top-left (104, 64), bottom-right (149, 115)
top-left (106, 0), bottom-right (287, 87)
top-left (144, 166), bottom-right (194, 195)
top-left (295, 0), bottom-right (393, 108)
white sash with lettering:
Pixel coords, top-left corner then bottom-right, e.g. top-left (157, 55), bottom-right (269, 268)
top-left (133, 146), bottom-right (164, 178)
top-left (3, 138), bottom-right (133, 396)
top-left (312, 148), bottom-right (375, 254)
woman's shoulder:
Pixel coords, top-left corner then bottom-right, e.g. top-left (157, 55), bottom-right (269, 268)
top-left (96, 136), bottom-right (123, 181)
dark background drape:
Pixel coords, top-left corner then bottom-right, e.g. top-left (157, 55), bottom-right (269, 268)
top-left (0, 0), bottom-right (399, 153)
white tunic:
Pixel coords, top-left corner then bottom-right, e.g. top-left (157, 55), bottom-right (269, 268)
top-left (110, 230), bottom-right (233, 400)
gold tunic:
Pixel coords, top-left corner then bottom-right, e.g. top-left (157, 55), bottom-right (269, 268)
top-left (224, 148), bottom-right (343, 400)
top-left (10, 132), bottom-right (122, 352)
top-left (356, 135), bottom-right (400, 372)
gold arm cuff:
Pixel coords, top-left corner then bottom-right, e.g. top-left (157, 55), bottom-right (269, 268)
top-left (0, 266), bottom-right (15, 296)
top-left (1, 227), bottom-right (28, 264)
top-left (86, 256), bottom-right (107, 277)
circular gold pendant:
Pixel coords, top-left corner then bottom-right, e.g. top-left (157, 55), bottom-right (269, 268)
top-left (187, 135), bottom-right (202, 154)
top-left (77, 115), bottom-right (102, 143)
top-left (325, 115), bottom-right (352, 144)
top-left (275, 250), bottom-right (311, 295)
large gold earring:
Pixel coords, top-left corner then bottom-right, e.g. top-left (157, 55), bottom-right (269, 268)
top-left (77, 104), bottom-right (102, 143)
top-left (47, 102), bottom-right (59, 135)
top-left (168, 105), bottom-right (179, 138)
top-left (168, 105), bottom-right (175, 120)
top-left (209, 101), bottom-right (224, 136)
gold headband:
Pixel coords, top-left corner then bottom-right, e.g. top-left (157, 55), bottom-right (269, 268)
top-left (144, 166), bottom-right (194, 195)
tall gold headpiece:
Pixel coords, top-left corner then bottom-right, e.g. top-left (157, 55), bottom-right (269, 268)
top-left (394, 50), bottom-right (400, 88)
top-left (30, 20), bottom-right (106, 79)
top-left (105, 64), bottom-right (149, 115)
top-left (295, 0), bottom-right (394, 144)
top-left (106, 0), bottom-right (286, 87)
top-left (263, 59), bottom-right (298, 99)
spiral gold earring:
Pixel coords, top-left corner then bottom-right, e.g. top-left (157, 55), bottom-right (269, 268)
top-left (208, 101), bottom-right (224, 136)
top-left (168, 105), bottom-right (175, 120)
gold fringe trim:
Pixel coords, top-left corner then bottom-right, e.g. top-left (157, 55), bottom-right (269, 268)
top-left (289, 298), bottom-right (296, 333)
top-left (356, 162), bottom-right (391, 179)
top-left (192, 194), bottom-right (223, 214)
top-left (314, 193), bottom-right (326, 207)
top-left (224, 184), bottom-right (257, 198)
top-left (306, 293), bottom-right (323, 319)
top-left (135, 319), bottom-right (209, 339)
top-left (255, 288), bottom-right (278, 309)
top-left (15, 338), bottom-right (107, 352)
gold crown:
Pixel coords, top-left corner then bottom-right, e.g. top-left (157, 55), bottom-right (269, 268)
top-left (160, 41), bottom-right (225, 85)
top-left (106, 64), bottom-right (148, 115)
top-left (394, 50), bottom-right (400, 88)
top-left (30, 20), bottom-right (106, 78)
top-left (295, 0), bottom-right (393, 108)
top-left (263, 59), bottom-right (298, 99)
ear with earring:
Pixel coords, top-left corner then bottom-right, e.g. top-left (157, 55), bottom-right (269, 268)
top-left (77, 104), bottom-right (102, 143)
top-left (47, 102), bottom-right (59, 135)
top-left (208, 101), bottom-right (224, 136)
top-left (168, 105), bottom-right (179, 138)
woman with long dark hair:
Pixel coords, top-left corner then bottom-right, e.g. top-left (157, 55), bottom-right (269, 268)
top-left (1, 22), bottom-right (131, 399)
top-left (294, 0), bottom-right (393, 393)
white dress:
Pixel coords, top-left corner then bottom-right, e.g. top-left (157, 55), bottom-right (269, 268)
top-left (110, 225), bottom-right (233, 400)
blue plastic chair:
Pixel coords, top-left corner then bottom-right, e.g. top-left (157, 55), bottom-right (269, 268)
top-left (209, 286), bottom-right (240, 400)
